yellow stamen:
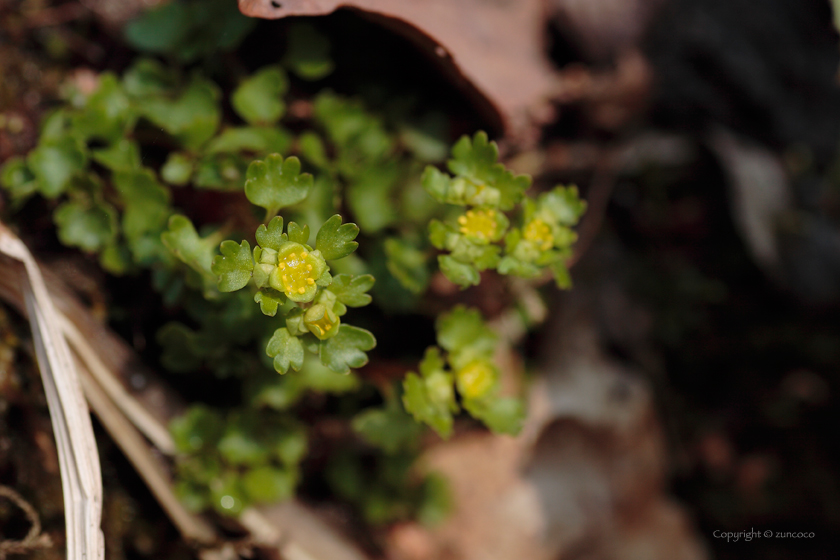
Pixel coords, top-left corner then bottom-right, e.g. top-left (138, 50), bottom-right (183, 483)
top-left (458, 209), bottom-right (498, 241)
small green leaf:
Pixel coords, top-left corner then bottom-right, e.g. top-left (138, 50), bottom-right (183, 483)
top-left (73, 74), bottom-right (133, 142)
top-left (255, 215), bottom-right (286, 250)
top-left (231, 66), bottom-right (288, 125)
top-left (91, 139), bottom-right (141, 171)
top-left (53, 199), bottom-right (118, 252)
top-left (266, 328), bottom-right (305, 374)
top-left (385, 237), bottom-right (430, 294)
top-left (113, 168), bottom-right (171, 239)
top-left (212, 240), bottom-right (253, 292)
top-left (316, 214), bottom-right (359, 261)
top-left (402, 372), bottom-right (454, 438)
top-left (242, 466), bottom-right (295, 503)
top-left (497, 254), bottom-right (540, 278)
top-left (352, 397), bottom-right (423, 454)
top-left (436, 306), bottom-right (496, 357)
top-left (286, 221), bottom-right (310, 245)
top-left (170, 405), bottom-right (224, 453)
top-left (0, 157), bottom-right (37, 202)
top-left (124, 0), bottom-right (254, 63)
top-left (448, 132), bottom-right (497, 181)
top-left (347, 160), bottom-right (399, 233)
top-left (438, 255), bottom-right (480, 288)
top-left (205, 126), bottom-right (292, 155)
top-left (283, 23), bottom-right (334, 80)
top-left (463, 396), bottom-right (525, 435)
top-left (161, 152), bottom-right (194, 185)
top-left (99, 242), bottom-right (132, 275)
top-left (244, 154), bottom-right (313, 219)
top-left (540, 185), bottom-right (587, 226)
top-left (319, 324), bottom-right (376, 374)
top-left (425, 131), bottom-right (531, 210)
top-left (550, 259), bottom-right (572, 289)
top-left (427, 219), bottom-right (449, 249)
top-left (161, 215), bottom-right (218, 288)
top-left (219, 430), bottom-right (269, 465)
top-left (274, 429), bottom-right (308, 466)
top-left (420, 166), bottom-right (451, 205)
top-left (418, 346), bottom-right (446, 377)
top-left (139, 77), bottom-right (221, 150)
top-left (326, 274), bottom-right (374, 307)
top-left (122, 58), bottom-right (178, 97)
top-left (27, 137), bottom-right (87, 198)
top-left (124, 0), bottom-right (190, 55)
top-left (254, 288), bottom-right (286, 317)
top-left (298, 132), bottom-right (329, 169)
top-left (193, 152), bottom-right (248, 191)
top-left (447, 131), bottom-right (530, 210)
top-left (300, 358), bottom-right (360, 393)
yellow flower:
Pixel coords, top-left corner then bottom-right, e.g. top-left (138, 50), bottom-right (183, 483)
top-left (269, 242), bottom-right (326, 302)
top-left (304, 303), bottom-right (340, 340)
top-left (522, 218), bottom-right (554, 251)
top-left (455, 360), bottom-right (496, 399)
top-left (457, 209), bottom-right (499, 243)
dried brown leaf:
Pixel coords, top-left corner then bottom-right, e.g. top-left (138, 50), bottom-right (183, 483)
top-left (239, 0), bottom-right (558, 144)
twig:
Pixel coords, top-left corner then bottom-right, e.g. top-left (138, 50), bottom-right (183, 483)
top-left (0, 225), bottom-right (104, 560)
top-left (58, 313), bottom-right (176, 455)
top-left (75, 363), bottom-right (218, 545)
top-left (0, 485), bottom-right (52, 560)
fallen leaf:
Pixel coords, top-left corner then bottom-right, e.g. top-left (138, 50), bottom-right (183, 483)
top-left (238, 0), bottom-right (558, 144)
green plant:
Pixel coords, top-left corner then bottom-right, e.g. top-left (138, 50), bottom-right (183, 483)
top-left (402, 306), bottom-right (524, 438)
top-left (0, 14), bottom-right (585, 523)
top-left (425, 131), bottom-right (586, 288)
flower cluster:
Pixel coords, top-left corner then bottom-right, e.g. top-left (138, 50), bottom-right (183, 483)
top-left (209, 154), bottom-right (376, 376)
top-left (402, 306), bottom-right (524, 438)
top-left (423, 132), bottom-right (586, 288)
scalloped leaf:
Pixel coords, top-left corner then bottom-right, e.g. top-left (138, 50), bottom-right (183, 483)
top-left (244, 154), bottom-right (312, 218)
top-left (161, 215), bottom-right (217, 290)
top-left (53, 199), bottom-right (118, 252)
top-left (27, 136), bottom-right (87, 198)
top-left (139, 77), bottom-right (221, 150)
top-left (463, 395), bottom-right (525, 435)
top-left (231, 66), bottom-right (288, 125)
top-left (438, 255), bottom-right (479, 288)
top-left (287, 221), bottom-right (310, 245)
top-left (266, 327), bottom-right (305, 374)
top-left (436, 306), bottom-right (496, 357)
top-left (254, 288), bottom-right (286, 317)
top-left (113, 168), bottom-right (171, 240)
top-left (319, 324), bottom-right (375, 374)
top-left (315, 214), bottom-right (359, 261)
top-left (326, 274), bottom-right (374, 307)
top-left (212, 240), bottom-right (253, 292)
top-left (402, 372), bottom-right (454, 439)
top-left (255, 215), bottom-right (286, 250)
